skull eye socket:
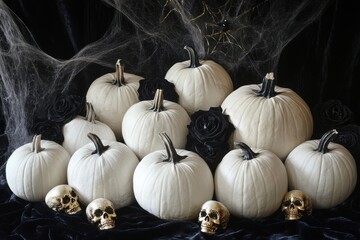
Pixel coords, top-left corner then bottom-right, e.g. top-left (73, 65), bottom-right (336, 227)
top-left (105, 206), bottom-right (114, 214)
top-left (62, 195), bottom-right (70, 204)
top-left (70, 190), bottom-right (77, 197)
top-left (209, 211), bottom-right (218, 219)
top-left (94, 209), bottom-right (103, 217)
top-left (283, 200), bottom-right (291, 207)
top-left (294, 200), bottom-right (303, 206)
top-left (200, 210), bottom-right (206, 217)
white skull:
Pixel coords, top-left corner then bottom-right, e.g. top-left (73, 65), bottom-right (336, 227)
top-left (281, 190), bottom-right (312, 220)
top-left (198, 200), bottom-right (230, 234)
top-left (45, 184), bottom-right (81, 215)
top-left (86, 198), bottom-right (117, 230)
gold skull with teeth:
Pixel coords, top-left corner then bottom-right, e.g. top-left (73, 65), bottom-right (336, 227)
top-left (198, 200), bottom-right (230, 234)
top-left (282, 190), bottom-right (312, 220)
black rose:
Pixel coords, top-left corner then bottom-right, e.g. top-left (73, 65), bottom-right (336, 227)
top-left (138, 77), bottom-right (179, 102)
top-left (312, 99), bottom-right (354, 138)
top-left (187, 107), bottom-right (234, 146)
top-left (31, 118), bottom-right (64, 144)
top-left (186, 106), bottom-right (234, 172)
top-left (333, 124), bottom-right (360, 161)
top-left (190, 141), bottom-right (230, 173)
top-left (48, 94), bottom-right (84, 124)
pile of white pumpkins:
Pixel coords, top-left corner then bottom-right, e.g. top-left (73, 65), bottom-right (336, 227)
top-left (5, 46), bottom-right (357, 222)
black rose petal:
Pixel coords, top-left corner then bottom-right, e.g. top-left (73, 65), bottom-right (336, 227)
top-left (312, 99), bottom-right (354, 138)
top-left (187, 139), bottom-right (229, 174)
top-left (187, 106), bottom-right (234, 146)
top-left (333, 124), bottom-right (360, 160)
top-left (48, 94), bottom-right (84, 124)
top-left (138, 77), bottom-right (179, 102)
top-left (31, 118), bottom-right (64, 144)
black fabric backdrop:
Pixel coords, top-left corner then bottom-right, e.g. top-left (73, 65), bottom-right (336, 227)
top-left (1, 0), bottom-right (360, 239)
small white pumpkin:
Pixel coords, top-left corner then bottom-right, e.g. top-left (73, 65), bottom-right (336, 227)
top-left (62, 102), bottom-right (116, 155)
top-left (215, 142), bottom-right (288, 218)
top-left (165, 46), bottom-right (233, 115)
top-left (122, 89), bottom-right (190, 159)
top-left (285, 129), bottom-right (357, 209)
top-left (221, 73), bottom-right (313, 160)
top-left (133, 132), bottom-right (214, 221)
top-left (6, 135), bottom-right (70, 201)
top-left (86, 59), bottom-right (143, 140)
top-left (67, 133), bottom-right (139, 209)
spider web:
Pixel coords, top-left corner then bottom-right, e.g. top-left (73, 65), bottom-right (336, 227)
top-left (160, 0), bottom-right (328, 73)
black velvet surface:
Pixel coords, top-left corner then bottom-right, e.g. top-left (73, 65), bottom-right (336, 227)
top-left (1, 0), bottom-right (360, 239)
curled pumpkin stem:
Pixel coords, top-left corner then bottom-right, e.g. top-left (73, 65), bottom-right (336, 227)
top-left (88, 133), bottom-right (110, 156)
top-left (85, 102), bottom-right (96, 123)
top-left (31, 135), bottom-right (44, 153)
top-left (257, 72), bottom-right (276, 98)
top-left (235, 142), bottom-right (258, 160)
top-left (184, 45), bottom-right (201, 68)
top-left (315, 129), bottom-right (338, 154)
top-left (113, 59), bottom-right (126, 87)
top-left (149, 89), bottom-right (165, 112)
top-left (159, 132), bottom-right (186, 164)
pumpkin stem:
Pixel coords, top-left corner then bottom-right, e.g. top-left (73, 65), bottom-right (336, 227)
top-left (184, 45), bottom-right (201, 68)
top-left (113, 59), bottom-right (126, 87)
top-left (149, 89), bottom-right (164, 112)
top-left (87, 133), bottom-right (110, 156)
top-left (315, 129), bottom-right (338, 154)
top-left (31, 135), bottom-right (44, 153)
top-left (257, 72), bottom-right (276, 98)
top-left (159, 132), bottom-right (187, 164)
top-left (85, 102), bottom-right (96, 123)
top-left (235, 142), bottom-right (258, 160)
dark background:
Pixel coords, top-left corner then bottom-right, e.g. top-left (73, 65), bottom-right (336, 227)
top-left (1, 0), bottom-right (360, 239)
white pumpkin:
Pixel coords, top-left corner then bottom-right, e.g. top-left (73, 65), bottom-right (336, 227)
top-left (67, 133), bottom-right (139, 209)
top-left (86, 59), bottom-right (143, 140)
top-left (122, 89), bottom-right (190, 159)
top-left (215, 142), bottom-right (288, 218)
top-left (62, 102), bottom-right (116, 155)
top-left (165, 45), bottom-right (233, 115)
top-left (285, 129), bottom-right (357, 209)
top-left (133, 132), bottom-right (214, 221)
top-left (6, 135), bottom-right (70, 201)
top-left (221, 72), bottom-right (313, 160)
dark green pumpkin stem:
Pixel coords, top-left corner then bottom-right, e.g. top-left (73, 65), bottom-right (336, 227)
top-left (31, 135), bottom-right (44, 153)
top-left (149, 89), bottom-right (164, 112)
top-left (88, 133), bottom-right (110, 156)
top-left (85, 102), bottom-right (96, 123)
top-left (235, 142), bottom-right (258, 160)
top-left (184, 45), bottom-right (201, 68)
top-left (257, 72), bottom-right (276, 98)
top-left (159, 132), bottom-right (187, 164)
top-left (315, 129), bottom-right (338, 154)
top-left (113, 59), bottom-right (126, 87)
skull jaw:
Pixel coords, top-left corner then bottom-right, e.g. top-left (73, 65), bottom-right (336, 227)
top-left (284, 210), bottom-right (304, 220)
top-left (65, 204), bottom-right (82, 215)
top-left (200, 222), bottom-right (220, 234)
top-left (97, 219), bottom-right (116, 230)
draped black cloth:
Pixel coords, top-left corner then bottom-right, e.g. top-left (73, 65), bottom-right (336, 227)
top-left (1, 0), bottom-right (360, 239)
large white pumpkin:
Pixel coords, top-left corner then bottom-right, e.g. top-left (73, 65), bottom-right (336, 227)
top-left (215, 142), bottom-right (288, 218)
top-left (67, 133), bottom-right (139, 209)
top-left (285, 129), bottom-right (357, 209)
top-left (62, 102), bottom-right (116, 155)
top-left (133, 132), bottom-right (214, 221)
top-left (221, 73), bottom-right (313, 160)
top-left (86, 59), bottom-right (143, 140)
top-left (165, 45), bottom-right (233, 115)
top-left (122, 89), bottom-right (190, 159)
top-left (6, 135), bottom-right (70, 201)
